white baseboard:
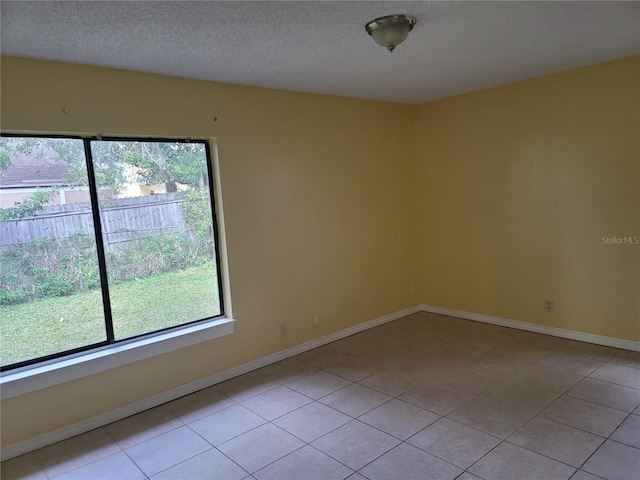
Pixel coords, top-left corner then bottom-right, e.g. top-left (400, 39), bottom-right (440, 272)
top-left (0, 305), bottom-right (420, 461)
top-left (419, 304), bottom-right (640, 352)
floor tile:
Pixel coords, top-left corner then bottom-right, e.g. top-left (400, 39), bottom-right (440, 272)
top-left (256, 358), bottom-right (317, 384)
top-left (409, 357), bottom-right (453, 376)
top-left (447, 401), bottom-right (533, 439)
top-left (424, 344), bottom-right (477, 365)
top-left (105, 406), bottom-right (183, 449)
top-left (488, 344), bottom-right (551, 364)
top-left (324, 356), bottom-right (380, 382)
top-left (240, 386), bottom-right (311, 420)
top-left (360, 443), bottom-right (462, 480)
top-left (151, 448), bottom-right (248, 480)
top-left (311, 420), bottom-right (400, 470)
top-left (507, 417), bottom-right (604, 467)
top-left (566, 378), bottom-right (640, 412)
top-left (357, 398), bottom-right (439, 440)
top-left (407, 417), bottom-right (500, 469)
top-left (610, 414), bottom-right (640, 448)
top-left (125, 425), bottom-right (211, 476)
top-left (377, 352), bottom-right (428, 374)
top-left (513, 332), bottom-right (570, 350)
top-left (217, 423), bottom-right (304, 473)
top-left (253, 445), bottom-right (353, 480)
top-left (559, 341), bottom-right (619, 361)
top-left (35, 428), bottom-right (121, 479)
top-left (0, 453), bottom-right (46, 480)
top-left (450, 334), bottom-right (504, 353)
top-left (162, 386), bottom-right (235, 423)
top-left (582, 440), bottom-right (640, 480)
top-left (188, 404), bottom-right (266, 445)
top-left (456, 474), bottom-right (484, 480)
top-left (609, 350), bottom-right (640, 370)
top-left (345, 474), bottom-right (368, 480)
top-left (534, 352), bottom-right (605, 376)
top-left (433, 366), bottom-right (504, 394)
top-left (474, 381), bottom-right (560, 414)
top-left (357, 370), bottom-right (422, 396)
top-left (287, 371), bottom-right (351, 399)
top-left (319, 384), bottom-right (391, 417)
top-left (508, 364), bottom-right (584, 393)
top-left (569, 471), bottom-right (603, 480)
top-left (293, 345), bottom-right (350, 369)
top-left (399, 383), bottom-right (475, 415)
top-left (339, 336), bottom-right (384, 358)
top-left (590, 364), bottom-right (640, 389)
top-left (50, 452), bottom-right (144, 480)
top-left (540, 396), bottom-right (627, 437)
top-left (344, 351), bottom-right (390, 372)
top-left (468, 352), bottom-right (530, 377)
top-left (469, 442), bottom-right (576, 480)
top-left (214, 371), bottom-right (279, 402)
top-left (273, 401), bottom-right (351, 442)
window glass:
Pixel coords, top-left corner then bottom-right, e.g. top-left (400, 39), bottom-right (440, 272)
top-left (0, 137), bottom-right (106, 366)
top-left (90, 140), bottom-right (222, 339)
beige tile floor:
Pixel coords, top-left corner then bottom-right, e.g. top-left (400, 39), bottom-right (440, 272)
top-left (3, 312), bottom-right (640, 480)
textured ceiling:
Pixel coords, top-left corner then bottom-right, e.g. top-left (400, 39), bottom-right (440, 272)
top-left (1, 1), bottom-right (639, 104)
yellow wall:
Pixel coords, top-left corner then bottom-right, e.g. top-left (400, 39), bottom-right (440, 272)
top-left (416, 56), bottom-right (639, 341)
top-left (0, 57), bottom-right (419, 446)
top-left (1, 55), bottom-right (638, 448)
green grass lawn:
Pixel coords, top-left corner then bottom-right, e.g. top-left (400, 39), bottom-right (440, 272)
top-left (0, 265), bottom-right (220, 367)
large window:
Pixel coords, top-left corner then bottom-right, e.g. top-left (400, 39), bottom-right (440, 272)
top-left (0, 135), bottom-right (224, 371)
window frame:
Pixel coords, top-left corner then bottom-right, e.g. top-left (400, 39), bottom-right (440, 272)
top-left (0, 133), bottom-right (227, 372)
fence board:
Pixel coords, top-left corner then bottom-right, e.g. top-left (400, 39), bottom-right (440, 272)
top-left (0, 193), bottom-right (186, 250)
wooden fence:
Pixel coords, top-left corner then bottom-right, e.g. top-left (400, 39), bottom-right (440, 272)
top-left (0, 193), bottom-right (186, 250)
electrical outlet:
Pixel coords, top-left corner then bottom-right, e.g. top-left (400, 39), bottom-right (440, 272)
top-left (313, 314), bottom-right (320, 327)
top-left (544, 300), bottom-right (553, 313)
top-left (279, 322), bottom-right (287, 335)
top-left (409, 282), bottom-right (415, 292)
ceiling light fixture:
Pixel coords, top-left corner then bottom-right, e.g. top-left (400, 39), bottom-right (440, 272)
top-left (365, 14), bottom-right (416, 52)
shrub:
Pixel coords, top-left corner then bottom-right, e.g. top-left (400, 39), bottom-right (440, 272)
top-left (180, 188), bottom-right (215, 257)
top-left (0, 232), bottom-right (97, 305)
top-left (105, 231), bottom-right (202, 283)
top-left (0, 228), bottom-right (213, 305)
top-left (36, 275), bottom-right (73, 298)
top-left (0, 289), bottom-right (28, 306)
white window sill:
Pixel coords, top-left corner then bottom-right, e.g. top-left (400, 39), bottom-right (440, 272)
top-left (0, 317), bottom-right (235, 400)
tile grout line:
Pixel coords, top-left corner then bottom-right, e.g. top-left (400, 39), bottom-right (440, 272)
top-left (100, 426), bottom-right (146, 479)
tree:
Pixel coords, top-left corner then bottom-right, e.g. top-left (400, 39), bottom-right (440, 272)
top-left (0, 137), bottom-right (209, 224)
top-left (0, 190), bottom-right (58, 224)
top-left (0, 138), bottom-right (61, 224)
top-left (0, 145), bottom-right (10, 172)
top-left (93, 141), bottom-right (207, 190)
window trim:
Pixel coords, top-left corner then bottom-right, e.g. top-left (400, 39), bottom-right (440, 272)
top-left (0, 134), bottom-right (228, 372)
top-left (0, 316), bottom-right (235, 399)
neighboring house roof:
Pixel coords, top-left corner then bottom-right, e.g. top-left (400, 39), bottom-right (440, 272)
top-left (0, 152), bottom-right (68, 189)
